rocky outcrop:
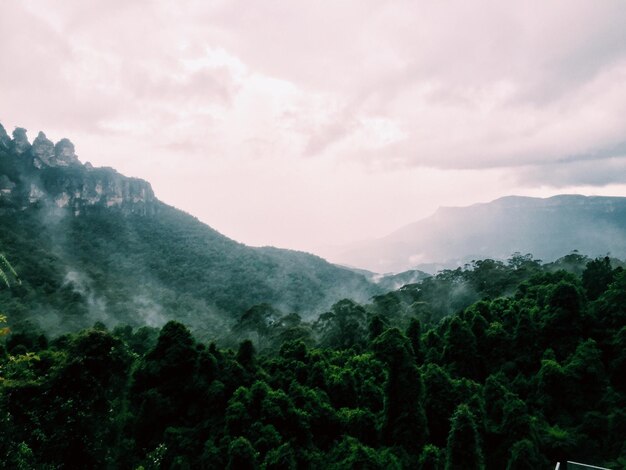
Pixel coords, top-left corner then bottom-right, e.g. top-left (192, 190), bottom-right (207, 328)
top-left (0, 123), bottom-right (10, 149)
top-left (54, 138), bottom-right (80, 166)
top-left (11, 127), bottom-right (31, 155)
top-left (41, 166), bottom-right (158, 215)
top-left (32, 131), bottom-right (55, 167)
top-left (32, 132), bottom-right (81, 168)
top-left (0, 123), bottom-right (158, 216)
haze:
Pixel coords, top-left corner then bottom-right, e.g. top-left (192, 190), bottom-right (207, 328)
top-left (2, 0), bottom-right (626, 259)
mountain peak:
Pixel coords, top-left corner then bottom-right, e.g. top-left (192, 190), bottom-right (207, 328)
top-left (0, 122), bottom-right (156, 215)
top-left (11, 127), bottom-right (31, 155)
top-left (0, 123), bottom-right (10, 149)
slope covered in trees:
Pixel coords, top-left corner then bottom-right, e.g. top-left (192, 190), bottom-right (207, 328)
top-left (0, 123), bottom-right (378, 336)
top-left (2, 255), bottom-right (625, 468)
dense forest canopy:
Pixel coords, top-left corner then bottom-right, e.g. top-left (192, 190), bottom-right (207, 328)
top-left (1, 253), bottom-right (625, 469)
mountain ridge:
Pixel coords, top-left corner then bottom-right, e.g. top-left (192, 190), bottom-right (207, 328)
top-left (0, 123), bottom-right (379, 335)
top-left (336, 194), bottom-right (626, 273)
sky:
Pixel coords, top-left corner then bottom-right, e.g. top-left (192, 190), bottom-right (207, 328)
top-left (2, 0), bottom-right (626, 260)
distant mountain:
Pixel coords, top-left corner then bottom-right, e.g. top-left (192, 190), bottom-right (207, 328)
top-left (0, 123), bottom-right (379, 336)
top-left (337, 195), bottom-right (626, 273)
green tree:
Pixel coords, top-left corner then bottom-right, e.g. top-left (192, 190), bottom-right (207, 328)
top-left (418, 444), bottom-right (443, 470)
top-left (423, 364), bottom-right (457, 448)
top-left (442, 317), bottom-right (478, 379)
top-left (593, 269), bottom-right (626, 329)
top-left (445, 404), bottom-right (484, 470)
top-left (368, 315), bottom-right (386, 341)
top-left (582, 256), bottom-right (614, 301)
top-left (406, 318), bottom-right (424, 363)
top-left (227, 437), bottom-right (258, 470)
top-left (131, 321), bottom-right (216, 453)
top-left (237, 339), bottom-right (256, 370)
top-left (262, 442), bottom-right (297, 470)
top-left (609, 326), bottom-right (626, 393)
top-left (234, 304), bottom-right (282, 351)
top-left (373, 328), bottom-right (428, 450)
top-left (327, 436), bottom-right (401, 469)
top-left (315, 299), bottom-right (367, 350)
top-left (506, 439), bottom-right (542, 470)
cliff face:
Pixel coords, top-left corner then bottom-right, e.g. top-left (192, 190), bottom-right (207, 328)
top-left (0, 123), bottom-right (157, 215)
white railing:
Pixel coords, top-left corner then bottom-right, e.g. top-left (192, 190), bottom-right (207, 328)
top-left (555, 462), bottom-right (611, 470)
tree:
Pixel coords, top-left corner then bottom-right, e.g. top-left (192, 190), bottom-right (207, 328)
top-left (593, 269), bottom-right (626, 329)
top-left (445, 404), bottom-right (484, 470)
top-left (368, 315), bottom-right (385, 341)
top-left (423, 364), bottom-right (457, 448)
top-left (315, 299), bottom-right (367, 350)
top-left (373, 328), bottom-right (428, 450)
top-left (130, 322), bottom-right (210, 452)
top-left (418, 444), bottom-right (443, 470)
top-left (442, 317), bottom-right (478, 379)
top-left (326, 436), bottom-right (401, 469)
top-left (582, 256), bottom-right (614, 301)
top-left (227, 437), bottom-right (258, 470)
top-left (541, 280), bottom-right (584, 357)
top-left (609, 326), bottom-right (626, 394)
top-left (506, 439), bottom-right (542, 470)
top-left (263, 442), bottom-right (297, 470)
top-left (234, 304), bottom-right (282, 350)
top-left (43, 329), bottom-right (133, 467)
top-left (406, 318), bottom-right (424, 363)
top-left (237, 340), bottom-right (256, 370)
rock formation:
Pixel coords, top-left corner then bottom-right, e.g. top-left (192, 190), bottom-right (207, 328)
top-left (0, 123), bottom-right (158, 216)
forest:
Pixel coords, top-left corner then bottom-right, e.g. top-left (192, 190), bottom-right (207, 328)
top-left (1, 253), bottom-right (625, 469)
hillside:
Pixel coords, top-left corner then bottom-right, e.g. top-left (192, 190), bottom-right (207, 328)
top-left (337, 195), bottom-right (626, 273)
top-left (0, 124), bottom-right (378, 336)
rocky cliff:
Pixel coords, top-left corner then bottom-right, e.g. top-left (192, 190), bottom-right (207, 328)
top-left (0, 123), bottom-right (157, 215)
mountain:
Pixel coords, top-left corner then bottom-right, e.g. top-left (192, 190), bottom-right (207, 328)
top-left (339, 264), bottom-right (432, 292)
top-left (336, 195), bottom-right (626, 273)
top-left (0, 123), bottom-right (379, 336)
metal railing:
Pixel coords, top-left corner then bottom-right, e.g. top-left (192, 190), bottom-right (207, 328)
top-left (555, 462), bottom-right (611, 470)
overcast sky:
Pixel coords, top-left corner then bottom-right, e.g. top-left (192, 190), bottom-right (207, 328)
top-left (2, 0), bottom-right (626, 259)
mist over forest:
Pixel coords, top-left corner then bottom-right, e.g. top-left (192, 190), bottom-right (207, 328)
top-left (1, 123), bottom-right (626, 469)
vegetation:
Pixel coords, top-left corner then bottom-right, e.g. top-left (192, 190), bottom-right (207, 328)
top-left (0, 129), bottom-right (378, 338)
top-left (1, 254), bottom-right (625, 468)
top-left (2, 124), bottom-right (625, 467)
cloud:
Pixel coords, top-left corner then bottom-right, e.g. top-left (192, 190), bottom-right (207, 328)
top-left (2, 0), bottom-right (626, 252)
top-left (4, 0), bottom-right (626, 171)
top-left (517, 154), bottom-right (626, 187)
